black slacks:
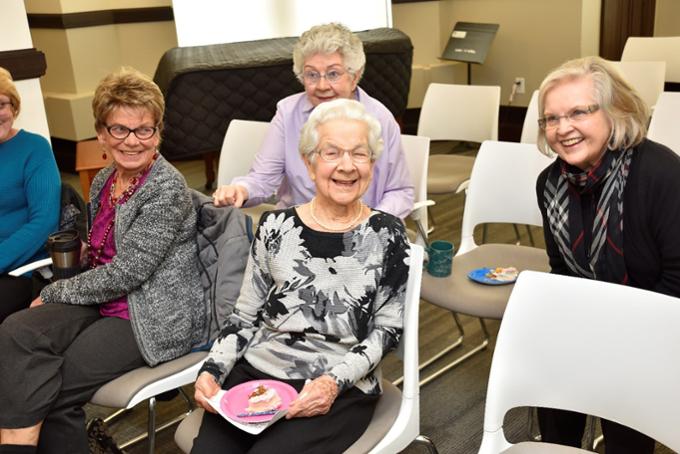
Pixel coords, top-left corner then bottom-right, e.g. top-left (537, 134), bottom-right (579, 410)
top-left (0, 304), bottom-right (145, 454)
top-left (0, 275), bottom-right (33, 324)
top-left (537, 407), bottom-right (655, 454)
top-left (191, 361), bottom-right (379, 454)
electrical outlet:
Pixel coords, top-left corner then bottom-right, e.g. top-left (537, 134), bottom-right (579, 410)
top-left (514, 77), bottom-right (526, 94)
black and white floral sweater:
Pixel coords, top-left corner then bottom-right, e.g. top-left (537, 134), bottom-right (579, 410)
top-left (199, 207), bottom-right (410, 395)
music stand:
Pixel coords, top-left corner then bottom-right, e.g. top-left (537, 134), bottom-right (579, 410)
top-left (441, 22), bottom-right (499, 85)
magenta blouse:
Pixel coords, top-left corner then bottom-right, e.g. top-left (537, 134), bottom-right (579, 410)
top-left (90, 167), bottom-right (152, 319)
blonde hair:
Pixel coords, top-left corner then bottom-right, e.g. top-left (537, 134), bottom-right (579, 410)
top-left (92, 67), bottom-right (165, 134)
top-left (537, 56), bottom-right (649, 155)
top-left (292, 23), bottom-right (365, 84)
top-left (299, 98), bottom-right (383, 163)
top-left (0, 67), bottom-right (21, 117)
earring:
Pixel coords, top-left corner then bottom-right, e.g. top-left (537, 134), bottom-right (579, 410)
top-left (102, 150), bottom-right (107, 160)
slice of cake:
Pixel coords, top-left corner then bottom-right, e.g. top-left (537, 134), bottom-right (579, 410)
top-left (485, 266), bottom-right (519, 282)
top-left (246, 384), bottom-right (282, 413)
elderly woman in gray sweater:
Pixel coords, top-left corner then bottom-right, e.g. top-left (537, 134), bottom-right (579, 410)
top-left (0, 68), bottom-right (204, 454)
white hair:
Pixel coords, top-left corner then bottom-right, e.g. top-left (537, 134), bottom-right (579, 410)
top-left (292, 23), bottom-right (366, 83)
top-left (299, 98), bottom-right (383, 162)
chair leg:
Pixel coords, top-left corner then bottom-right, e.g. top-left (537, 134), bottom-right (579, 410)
top-left (526, 225), bottom-right (535, 247)
top-left (117, 387), bottom-right (196, 451)
top-left (392, 311), bottom-right (464, 387)
top-left (418, 316), bottom-right (491, 387)
top-left (512, 224), bottom-right (522, 245)
top-left (147, 396), bottom-right (157, 454)
top-left (102, 407), bottom-right (130, 425)
top-left (413, 434), bottom-right (439, 454)
top-left (427, 206), bottom-right (437, 232)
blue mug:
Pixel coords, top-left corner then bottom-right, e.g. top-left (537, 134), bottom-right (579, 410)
top-left (427, 240), bottom-right (454, 277)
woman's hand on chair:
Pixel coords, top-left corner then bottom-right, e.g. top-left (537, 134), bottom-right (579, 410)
top-left (194, 372), bottom-right (221, 413)
top-left (286, 375), bottom-right (339, 419)
top-left (213, 184), bottom-right (248, 207)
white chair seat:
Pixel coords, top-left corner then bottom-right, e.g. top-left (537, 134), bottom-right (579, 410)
top-left (91, 351), bottom-right (208, 408)
top-left (501, 442), bottom-right (592, 453)
top-left (421, 244), bottom-right (549, 319)
top-left (427, 154), bottom-right (475, 194)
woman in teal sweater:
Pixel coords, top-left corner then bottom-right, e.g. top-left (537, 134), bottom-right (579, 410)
top-left (0, 67), bottom-right (60, 323)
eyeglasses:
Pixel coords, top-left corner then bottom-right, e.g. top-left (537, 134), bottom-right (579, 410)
top-left (0, 101), bottom-right (13, 112)
top-left (302, 69), bottom-right (347, 85)
top-left (538, 104), bottom-right (600, 130)
top-left (106, 124), bottom-right (158, 140)
top-left (316, 145), bottom-right (372, 164)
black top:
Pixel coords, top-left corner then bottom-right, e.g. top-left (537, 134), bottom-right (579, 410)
top-left (536, 139), bottom-right (680, 297)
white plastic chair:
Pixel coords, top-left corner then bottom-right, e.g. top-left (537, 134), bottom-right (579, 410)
top-left (609, 60), bottom-right (666, 109)
top-left (419, 141), bottom-right (553, 385)
top-left (217, 119), bottom-right (276, 224)
top-left (175, 245), bottom-right (438, 454)
top-left (400, 134), bottom-right (433, 246)
top-left (478, 271), bottom-right (680, 453)
top-left (417, 83), bottom-right (500, 197)
top-left (520, 90), bottom-right (540, 144)
top-left (648, 91), bottom-right (680, 155)
top-left (621, 36), bottom-right (680, 83)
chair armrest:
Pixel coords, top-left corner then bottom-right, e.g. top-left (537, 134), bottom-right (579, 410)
top-left (8, 258), bottom-right (53, 277)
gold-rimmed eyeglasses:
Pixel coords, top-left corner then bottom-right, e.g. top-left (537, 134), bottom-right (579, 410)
top-left (538, 104), bottom-right (600, 130)
top-left (316, 145), bottom-right (372, 164)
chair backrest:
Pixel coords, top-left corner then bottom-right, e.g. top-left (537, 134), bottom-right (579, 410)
top-left (479, 271), bottom-right (680, 453)
top-left (369, 243), bottom-right (423, 453)
top-left (417, 83), bottom-right (500, 143)
top-left (217, 119), bottom-right (271, 186)
top-left (609, 60), bottom-right (666, 109)
top-left (621, 36), bottom-right (680, 83)
top-left (459, 141), bottom-right (554, 254)
top-left (648, 91), bottom-right (680, 155)
top-left (520, 90), bottom-right (540, 144)
top-left (400, 134), bottom-right (431, 243)
top-left (75, 139), bottom-right (114, 202)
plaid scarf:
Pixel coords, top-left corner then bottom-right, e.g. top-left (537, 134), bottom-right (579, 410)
top-left (543, 148), bottom-right (633, 283)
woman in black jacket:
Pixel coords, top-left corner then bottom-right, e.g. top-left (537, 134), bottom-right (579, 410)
top-left (534, 56), bottom-right (680, 454)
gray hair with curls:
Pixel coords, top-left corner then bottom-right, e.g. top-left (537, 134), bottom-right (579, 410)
top-left (292, 23), bottom-right (366, 84)
top-left (299, 99), bottom-right (383, 163)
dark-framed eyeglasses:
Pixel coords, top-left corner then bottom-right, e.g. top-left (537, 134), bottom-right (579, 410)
top-left (538, 104), bottom-right (600, 130)
top-left (106, 124), bottom-right (158, 140)
top-left (316, 145), bottom-right (372, 164)
top-left (0, 101), bottom-right (13, 112)
top-left (302, 69), bottom-right (347, 85)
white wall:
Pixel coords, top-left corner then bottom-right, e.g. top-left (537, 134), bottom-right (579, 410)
top-left (173, 0), bottom-right (393, 47)
top-left (2, 0), bottom-right (50, 141)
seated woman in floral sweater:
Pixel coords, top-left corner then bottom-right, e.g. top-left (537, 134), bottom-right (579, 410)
top-left (192, 98), bottom-right (411, 454)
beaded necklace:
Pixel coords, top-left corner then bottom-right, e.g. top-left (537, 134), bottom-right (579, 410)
top-left (88, 154), bottom-right (158, 267)
top-left (309, 197), bottom-right (365, 232)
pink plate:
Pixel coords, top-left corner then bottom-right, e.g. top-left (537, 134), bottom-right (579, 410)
top-left (220, 380), bottom-right (298, 423)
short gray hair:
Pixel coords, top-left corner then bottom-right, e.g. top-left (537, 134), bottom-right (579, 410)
top-left (299, 99), bottom-right (383, 162)
top-left (292, 23), bottom-right (366, 84)
top-left (537, 56), bottom-right (649, 155)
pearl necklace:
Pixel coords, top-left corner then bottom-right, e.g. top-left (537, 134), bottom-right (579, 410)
top-left (309, 197), bottom-right (365, 232)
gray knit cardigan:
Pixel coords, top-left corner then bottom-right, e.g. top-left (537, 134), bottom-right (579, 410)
top-left (40, 156), bottom-right (205, 366)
